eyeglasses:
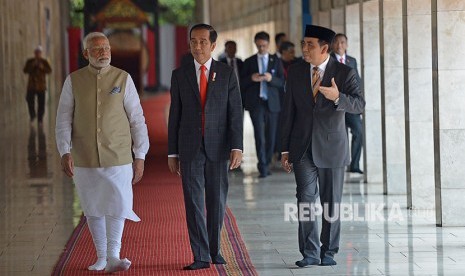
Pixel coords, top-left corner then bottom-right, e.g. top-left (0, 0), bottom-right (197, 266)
top-left (88, 46), bottom-right (111, 53)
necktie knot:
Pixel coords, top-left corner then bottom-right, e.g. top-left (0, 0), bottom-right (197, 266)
top-left (339, 57), bottom-right (344, 64)
top-left (200, 65), bottom-right (206, 72)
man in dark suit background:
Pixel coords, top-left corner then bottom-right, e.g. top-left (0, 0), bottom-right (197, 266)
top-left (281, 25), bottom-right (365, 267)
top-left (275, 32), bottom-right (287, 58)
top-left (219, 40), bottom-right (244, 107)
top-left (241, 31), bottom-right (284, 178)
top-left (168, 23), bottom-right (243, 270)
top-left (331, 33), bottom-right (364, 174)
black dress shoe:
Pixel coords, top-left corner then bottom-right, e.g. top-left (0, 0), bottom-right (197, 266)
top-left (211, 254), bottom-right (227, 264)
top-left (183, 261), bottom-right (210, 270)
top-left (320, 257), bottom-right (337, 266)
top-left (349, 168), bottom-right (364, 174)
top-left (295, 258), bottom-right (320, 267)
top-left (258, 173), bottom-right (267, 178)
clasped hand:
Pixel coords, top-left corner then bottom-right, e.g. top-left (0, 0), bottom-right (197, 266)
top-left (318, 78), bottom-right (339, 101)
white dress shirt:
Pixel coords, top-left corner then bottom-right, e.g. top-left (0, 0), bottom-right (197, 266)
top-left (334, 53), bottom-right (346, 64)
top-left (310, 54), bottom-right (330, 82)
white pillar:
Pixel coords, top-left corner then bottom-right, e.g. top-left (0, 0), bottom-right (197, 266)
top-left (407, 0), bottom-right (435, 209)
top-left (383, 0), bottom-right (407, 194)
top-left (331, 7), bottom-right (344, 34)
top-left (363, 0), bottom-right (383, 183)
top-left (434, 0), bottom-right (465, 226)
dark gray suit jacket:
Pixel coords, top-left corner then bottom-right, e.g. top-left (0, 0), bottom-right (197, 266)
top-left (240, 54), bottom-right (284, 112)
top-left (168, 59), bottom-right (243, 162)
top-left (330, 53), bottom-right (358, 73)
top-left (280, 56), bottom-right (365, 167)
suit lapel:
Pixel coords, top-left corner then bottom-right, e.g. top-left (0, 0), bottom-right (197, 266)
top-left (316, 56), bottom-right (336, 104)
top-left (206, 60), bottom-right (217, 103)
top-left (267, 55), bottom-right (275, 72)
top-left (346, 56), bottom-right (352, 67)
top-left (253, 54), bottom-right (260, 73)
top-left (184, 60), bottom-right (201, 103)
top-left (303, 62), bottom-right (313, 106)
top-left (321, 57), bottom-right (335, 87)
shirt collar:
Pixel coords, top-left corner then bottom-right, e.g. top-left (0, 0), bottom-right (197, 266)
top-left (194, 57), bottom-right (213, 72)
top-left (257, 53), bottom-right (269, 59)
top-left (334, 53), bottom-right (346, 62)
top-left (311, 54), bottom-right (330, 72)
top-left (87, 64), bottom-right (112, 75)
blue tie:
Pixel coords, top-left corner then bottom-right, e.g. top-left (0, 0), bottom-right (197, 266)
top-left (260, 56), bottom-right (268, 100)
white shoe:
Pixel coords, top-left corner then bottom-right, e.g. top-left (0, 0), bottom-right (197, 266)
top-left (105, 257), bottom-right (131, 273)
top-left (88, 258), bottom-right (107, 271)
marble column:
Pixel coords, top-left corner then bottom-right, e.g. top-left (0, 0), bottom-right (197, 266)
top-left (345, 3), bottom-right (364, 173)
top-left (383, 0), bottom-right (407, 195)
top-left (363, 0), bottom-right (384, 183)
top-left (331, 7), bottom-right (345, 33)
top-left (345, 3), bottom-right (362, 74)
top-left (434, 0), bottom-right (465, 226)
top-left (406, 0), bottom-right (435, 209)
top-left (318, 11), bottom-right (331, 28)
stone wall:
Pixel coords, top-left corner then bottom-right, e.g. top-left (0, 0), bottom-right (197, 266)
top-left (0, 0), bottom-right (69, 127)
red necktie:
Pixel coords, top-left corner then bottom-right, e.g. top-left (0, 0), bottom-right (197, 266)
top-left (339, 57), bottom-right (344, 64)
top-left (200, 65), bottom-right (207, 134)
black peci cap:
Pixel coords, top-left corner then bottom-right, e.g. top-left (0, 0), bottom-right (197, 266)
top-left (304, 25), bottom-right (336, 44)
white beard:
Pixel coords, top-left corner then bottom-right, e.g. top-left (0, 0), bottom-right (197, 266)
top-left (89, 56), bottom-right (111, 68)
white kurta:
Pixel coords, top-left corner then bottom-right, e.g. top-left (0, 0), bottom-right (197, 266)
top-left (56, 71), bottom-right (149, 221)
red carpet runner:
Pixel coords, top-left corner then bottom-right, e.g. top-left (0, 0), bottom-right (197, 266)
top-left (53, 92), bottom-right (257, 275)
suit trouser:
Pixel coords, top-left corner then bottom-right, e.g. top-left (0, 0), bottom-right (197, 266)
top-left (180, 142), bottom-right (229, 262)
top-left (345, 113), bottom-right (363, 171)
top-left (293, 149), bottom-right (345, 260)
top-left (249, 100), bottom-right (279, 175)
top-left (26, 90), bottom-right (45, 122)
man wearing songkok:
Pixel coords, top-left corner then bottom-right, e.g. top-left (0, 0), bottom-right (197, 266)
top-left (55, 32), bottom-right (149, 273)
top-left (280, 25), bottom-right (365, 267)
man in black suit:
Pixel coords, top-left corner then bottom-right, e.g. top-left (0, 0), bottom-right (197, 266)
top-left (331, 33), bottom-right (364, 174)
top-left (281, 25), bottom-right (365, 267)
top-left (241, 31), bottom-right (284, 178)
top-left (219, 40), bottom-right (244, 107)
top-left (275, 32), bottom-right (287, 58)
top-left (168, 23), bottom-right (243, 270)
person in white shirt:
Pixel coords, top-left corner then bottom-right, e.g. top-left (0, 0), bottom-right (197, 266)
top-left (55, 32), bottom-right (149, 273)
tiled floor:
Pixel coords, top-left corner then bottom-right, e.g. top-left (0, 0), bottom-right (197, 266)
top-left (226, 114), bottom-right (465, 276)
top-left (1, 102), bottom-right (465, 275)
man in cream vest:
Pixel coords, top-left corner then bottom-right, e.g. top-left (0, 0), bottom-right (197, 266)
top-left (55, 32), bottom-right (149, 273)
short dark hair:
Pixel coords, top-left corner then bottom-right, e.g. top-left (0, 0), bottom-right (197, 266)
top-left (318, 39), bottom-right (330, 53)
top-left (190, 23), bottom-right (218, 43)
top-left (279, 41), bottom-right (295, 52)
top-left (224, 40), bottom-right (236, 47)
top-left (275, 32), bottom-right (286, 44)
top-left (254, 31), bottom-right (270, 42)
top-left (334, 33), bottom-right (348, 41)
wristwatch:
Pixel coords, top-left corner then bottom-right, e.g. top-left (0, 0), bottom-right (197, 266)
top-left (334, 97), bottom-right (340, 105)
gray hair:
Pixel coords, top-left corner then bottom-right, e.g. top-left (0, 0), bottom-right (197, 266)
top-left (82, 32), bottom-right (108, 50)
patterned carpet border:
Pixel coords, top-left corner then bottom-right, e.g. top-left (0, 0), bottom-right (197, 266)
top-left (51, 215), bottom-right (86, 276)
